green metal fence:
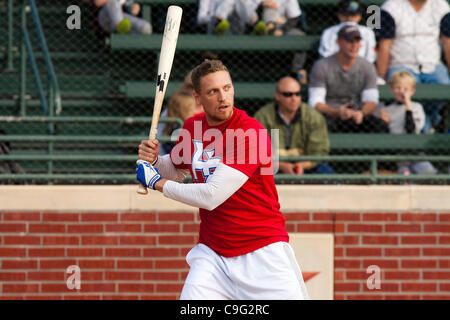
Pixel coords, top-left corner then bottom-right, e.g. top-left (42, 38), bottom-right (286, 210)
top-left (0, 0), bottom-right (449, 185)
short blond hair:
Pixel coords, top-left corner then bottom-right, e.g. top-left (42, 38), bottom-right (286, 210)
top-left (191, 59), bottom-right (229, 93)
top-left (389, 71), bottom-right (416, 88)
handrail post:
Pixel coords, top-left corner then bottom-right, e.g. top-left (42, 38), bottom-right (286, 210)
top-left (6, 0), bottom-right (14, 71)
top-left (370, 158), bottom-right (378, 184)
top-left (19, 0), bottom-right (27, 116)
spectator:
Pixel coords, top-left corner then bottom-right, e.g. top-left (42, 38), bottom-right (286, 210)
top-left (95, 0), bottom-right (152, 34)
top-left (254, 76), bottom-right (334, 175)
top-left (319, 0), bottom-right (377, 64)
top-left (260, 0), bottom-right (302, 36)
top-left (377, 0), bottom-right (450, 131)
top-left (308, 25), bottom-right (389, 133)
top-left (198, 0), bottom-right (267, 35)
top-left (377, 71), bottom-right (437, 175)
top-left (0, 129), bottom-right (25, 177)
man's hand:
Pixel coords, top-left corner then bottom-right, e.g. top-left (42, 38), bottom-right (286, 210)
top-left (338, 103), bottom-right (353, 120)
top-left (278, 161), bottom-right (297, 174)
top-left (138, 140), bottom-right (159, 164)
top-left (352, 110), bottom-right (364, 125)
top-left (380, 109), bottom-right (390, 123)
top-left (136, 160), bottom-right (162, 190)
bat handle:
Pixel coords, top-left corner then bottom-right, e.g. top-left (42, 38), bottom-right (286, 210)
top-left (137, 183), bottom-right (148, 195)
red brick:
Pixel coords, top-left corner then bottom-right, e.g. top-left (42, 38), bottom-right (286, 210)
top-left (81, 213), bottom-right (118, 222)
top-left (120, 236), bottom-right (157, 245)
top-left (105, 271), bottom-right (141, 281)
top-left (28, 248), bottom-right (65, 257)
top-left (0, 272), bottom-right (26, 281)
top-left (105, 248), bottom-right (140, 257)
top-left (182, 223), bottom-right (200, 233)
top-left (159, 235), bottom-right (196, 245)
top-left (78, 283), bottom-right (115, 293)
top-left (0, 224), bottom-right (26, 233)
top-left (439, 259), bottom-right (450, 268)
top-left (297, 223), bottom-right (333, 233)
top-left (120, 213), bottom-right (156, 222)
top-left (348, 224), bottom-right (383, 233)
top-left (440, 283), bottom-right (450, 291)
top-left (41, 284), bottom-right (70, 293)
top-left (43, 213), bottom-right (79, 222)
top-left (64, 295), bottom-right (101, 300)
top-left (334, 283), bottom-right (361, 292)
top-left (363, 236), bottom-right (398, 245)
top-left (3, 236), bottom-right (41, 245)
top-left (385, 248), bottom-right (420, 257)
top-left (118, 283), bottom-right (154, 293)
top-left (401, 236), bottom-right (436, 245)
top-left (385, 295), bottom-right (420, 300)
top-left (144, 271), bottom-right (178, 281)
top-left (158, 212), bottom-right (194, 222)
top-left (154, 259), bottom-right (188, 269)
top-left (156, 283), bottom-right (184, 293)
top-left (141, 295), bottom-right (178, 300)
top-left (402, 283), bottom-right (436, 292)
top-left (0, 248), bottom-right (26, 257)
top-left (363, 259), bottom-right (399, 269)
top-left (1, 260), bottom-right (37, 269)
top-left (67, 248), bottom-right (103, 257)
top-left (102, 295), bottom-right (139, 300)
top-left (440, 236), bottom-right (450, 244)
top-left (423, 295), bottom-right (450, 300)
top-left (81, 272), bottom-right (103, 281)
top-left (347, 295), bottom-right (383, 300)
top-left (423, 271), bottom-right (450, 280)
top-left (423, 248), bottom-right (450, 256)
top-left (40, 260), bottom-right (77, 269)
top-left (285, 223), bottom-right (295, 232)
top-left (335, 213), bottom-right (361, 221)
top-left (29, 224), bottom-right (65, 233)
top-left (144, 224), bottom-right (180, 233)
top-left (401, 213), bottom-right (436, 222)
top-left (424, 224), bottom-right (450, 233)
top-left (312, 212), bottom-right (333, 221)
top-left (43, 236), bottom-right (79, 245)
top-left (334, 259), bottom-right (360, 268)
top-left (78, 260), bottom-right (115, 269)
top-left (385, 224), bottom-right (421, 233)
top-left (25, 296), bottom-right (62, 300)
top-left (284, 213), bottom-right (310, 221)
top-left (363, 213), bottom-right (398, 222)
top-left (401, 260), bottom-right (437, 268)
top-left (335, 235), bottom-right (359, 245)
top-left (334, 294), bottom-right (345, 300)
top-left (105, 224), bottom-right (142, 233)
top-left (3, 213), bottom-right (40, 221)
top-left (143, 248), bottom-right (179, 257)
top-left (67, 224), bottom-right (103, 233)
top-left (346, 271), bottom-right (369, 280)
top-left (363, 282), bottom-right (399, 292)
top-left (0, 296), bottom-right (23, 300)
top-left (3, 284), bottom-right (39, 293)
top-left (385, 271), bottom-right (420, 280)
top-left (439, 214), bottom-right (450, 222)
top-left (334, 223), bottom-right (346, 233)
top-left (334, 271), bottom-right (344, 281)
top-left (335, 247), bottom-right (344, 257)
top-left (82, 236), bottom-right (118, 245)
top-left (28, 272), bottom-right (64, 281)
top-left (117, 260), bottom-right (154, 269)
top-left (346, 248), bottom-right (382, 257)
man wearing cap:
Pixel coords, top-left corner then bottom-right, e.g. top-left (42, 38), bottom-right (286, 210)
top-left (319, 0), bottom-right (377, 64)
top-left (308, 25), bottom-right (389, 133)
top-left (376, 0), bottom-right (450, 132)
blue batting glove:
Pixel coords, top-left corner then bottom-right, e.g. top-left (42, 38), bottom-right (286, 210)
top-left (136, 160), bottom-right (162, 190)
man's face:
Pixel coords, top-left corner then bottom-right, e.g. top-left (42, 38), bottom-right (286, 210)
top-left (193, 70), bottom-right (234, 126)
top-left (275, 78), bottom-right (302, 114)
top-left (337, 38), bottom-right (362, 59)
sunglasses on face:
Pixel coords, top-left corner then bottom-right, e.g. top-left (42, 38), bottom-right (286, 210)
top-left (279, 91), bottom-right (301, 97)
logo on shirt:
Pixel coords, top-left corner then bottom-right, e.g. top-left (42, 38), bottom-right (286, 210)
top-left (191, 140), bottom-right (221, 183)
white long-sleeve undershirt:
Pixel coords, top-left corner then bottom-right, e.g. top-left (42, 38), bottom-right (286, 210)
top-left (162, 162), bottom-right (249, 211)
top-left (153, 154), bottom-right (189, 182)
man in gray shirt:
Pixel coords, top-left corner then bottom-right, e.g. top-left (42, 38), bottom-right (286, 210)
top-left (308, 25), bottom-right (388, 133)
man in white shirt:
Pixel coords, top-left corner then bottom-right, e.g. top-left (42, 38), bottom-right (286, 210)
top-left (319, 0), bottom-right (377, 63)
top-left (376, 0), bottom-right (450, 131)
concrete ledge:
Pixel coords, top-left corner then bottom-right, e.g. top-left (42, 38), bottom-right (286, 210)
top-left (0, 185), bottom-right (449, 212)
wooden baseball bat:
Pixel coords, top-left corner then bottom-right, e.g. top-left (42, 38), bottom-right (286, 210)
top-left (137, 5), bottom-right (183, 195)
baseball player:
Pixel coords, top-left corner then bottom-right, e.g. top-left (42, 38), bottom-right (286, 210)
top-left (136, 59), bottom-right (309, 300)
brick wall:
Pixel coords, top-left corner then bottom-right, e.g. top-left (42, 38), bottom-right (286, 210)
top-left (0, 210), bottom-right (449, 300)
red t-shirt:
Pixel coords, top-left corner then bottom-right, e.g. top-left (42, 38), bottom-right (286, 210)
top-left (170, 107), bottom-right (288, 257)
